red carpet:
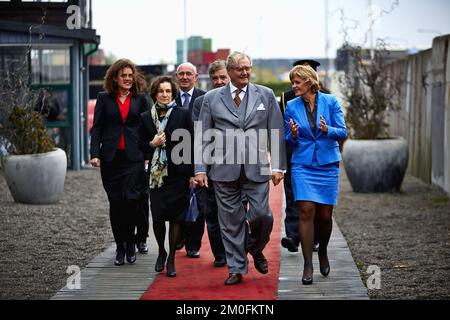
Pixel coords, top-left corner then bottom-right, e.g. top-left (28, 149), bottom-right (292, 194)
top-left (140, 183), bottom-right (283, 300)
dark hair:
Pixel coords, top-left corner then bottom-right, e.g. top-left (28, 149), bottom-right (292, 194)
top-left (149, 76), bottom-right (179, 102)
top-left (103, 58), bottom-right (146, 96)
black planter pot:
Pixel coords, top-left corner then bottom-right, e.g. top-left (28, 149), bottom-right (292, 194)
top-left (342, 137), bottom-right (409, 193)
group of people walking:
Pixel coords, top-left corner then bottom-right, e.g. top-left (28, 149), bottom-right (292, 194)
top-left (90, 51), bottom-right (347, 286)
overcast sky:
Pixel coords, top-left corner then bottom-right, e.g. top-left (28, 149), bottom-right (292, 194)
top-left (92, 0), bottom-right (450, 65)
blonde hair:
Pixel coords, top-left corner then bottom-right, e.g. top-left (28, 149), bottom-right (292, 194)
top-left (289, 65), bottom-right (320, 93)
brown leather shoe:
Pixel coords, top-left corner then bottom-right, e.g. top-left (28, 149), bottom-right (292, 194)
top-left (224, 273), bottom-right (242, 285)
top-left (253, 253), bottom-right (268, 274)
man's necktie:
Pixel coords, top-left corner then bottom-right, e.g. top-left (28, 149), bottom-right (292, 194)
top-left (182, 92), bottom-right (190, 109)
top-left (234, 89), bottom-right (241, 107)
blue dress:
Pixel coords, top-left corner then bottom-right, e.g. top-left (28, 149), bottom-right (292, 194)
top-left (284, 92), bottom-right (347, 206)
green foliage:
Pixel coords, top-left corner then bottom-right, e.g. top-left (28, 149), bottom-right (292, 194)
top-left (254, 81), bottom-right (292, 97)
top-left (0, 62), bottom-right (55, 155)
top-left (340, 44), bottom-right (402, 139)
top-left (6, 106), bottom-right (54, 155)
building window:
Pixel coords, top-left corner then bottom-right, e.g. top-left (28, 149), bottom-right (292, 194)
top-left (31, 48), bottom-right (70, 85)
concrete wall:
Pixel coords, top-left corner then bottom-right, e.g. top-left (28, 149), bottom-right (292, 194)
top-left (386, 35), bottom-right (450, 195)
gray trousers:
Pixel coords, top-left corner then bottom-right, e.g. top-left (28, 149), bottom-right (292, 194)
top-left (213, 171), bottom-right (274, 274)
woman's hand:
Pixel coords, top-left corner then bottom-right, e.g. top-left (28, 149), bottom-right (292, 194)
top-left (319, 115), bottom-right (328, 135)
top-left (290, 119), bottom-right (299, 140)
top-left (150, 132), bottom-right (166, 147)
top-left (189, 177), bottom-right (197, 189)
top-left (90, 157), bottom-right (101, 168)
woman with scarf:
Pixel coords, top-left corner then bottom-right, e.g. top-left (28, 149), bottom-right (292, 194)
top-left (139, 76), bottom-right (194, 277)
top-left (90, 58), bottom-right (149, 266)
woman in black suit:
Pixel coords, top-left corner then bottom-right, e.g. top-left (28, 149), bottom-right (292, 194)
top-left (139, 76), bottom-right (194, 277)
top-left (90, 58), bottom-right (149, 266)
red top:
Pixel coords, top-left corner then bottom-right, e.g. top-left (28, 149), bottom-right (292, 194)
top-left (116, 94), bottom-right (131, 150)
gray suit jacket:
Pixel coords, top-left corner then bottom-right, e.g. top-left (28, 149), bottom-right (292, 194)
top-left (195, 83), bottom-right (286, 183)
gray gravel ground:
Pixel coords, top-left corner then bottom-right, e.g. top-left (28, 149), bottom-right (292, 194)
top-left (334, 170), bottom-right (450, 300)
top-left (0, 167), bottom-right (449, 300)
top-left (0, 168), bottom-right (113, 300)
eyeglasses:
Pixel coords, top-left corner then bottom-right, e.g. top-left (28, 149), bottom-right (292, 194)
top-left (230, 65), bottom-right (252, 73)
top-left (177, 71), bottom-right (195, 77)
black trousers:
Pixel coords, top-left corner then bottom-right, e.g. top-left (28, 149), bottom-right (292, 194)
top-left (195, 185), bottom-right (226, 260)
top-left (101, 151), bottom-right (144, 249)
top-left (184, 206), bottom-right (205, 252)
top-left (284, 164), bottom-right (299, 243)
top-left (135, 191), bottom-right (149, 243)
top-left (109, 199), bottom-right (138, 249)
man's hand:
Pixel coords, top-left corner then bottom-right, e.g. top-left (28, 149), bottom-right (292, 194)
top-left (90, 157), bottom-right (101, 168)
top-left (271, 171), bottom-right (284, 186)
top-left (194, 173), bottom-right (208, 188)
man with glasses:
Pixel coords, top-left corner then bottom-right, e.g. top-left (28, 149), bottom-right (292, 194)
top-left (194, 52), bottom-right (286, 285)
top-left (175, 62), bottom-right (206, 258)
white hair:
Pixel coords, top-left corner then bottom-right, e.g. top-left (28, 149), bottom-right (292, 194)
top-left (176, 62), bottom-right (197, 74)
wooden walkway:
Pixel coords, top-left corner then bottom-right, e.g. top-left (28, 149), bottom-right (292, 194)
top-left (52, 199), bottom-right (368, 300)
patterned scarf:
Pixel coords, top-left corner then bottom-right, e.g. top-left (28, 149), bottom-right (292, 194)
top-left (149, 100), bottom-right (175, 189)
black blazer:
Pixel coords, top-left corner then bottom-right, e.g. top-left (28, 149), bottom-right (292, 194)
top-left (139, 107), bottom-right (194, 181)
top-left (90, 92), bottom-right (150, 162)
top-left (175, 87), bottom-right (206, 120)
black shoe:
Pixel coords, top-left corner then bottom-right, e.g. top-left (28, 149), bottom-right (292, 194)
top-left (126, 243), bottom-right (136, 264)
top-left (166, 257), bottom-right (176, 277)
top-left (186, 250), bottom-right (200, 258)
top-left (224, 273), bottom-right (242, 285)
top-left (253, 252), bottom-right (268, 274)
top-left (213, 258), bottom-right (226, 267)
top-left (302, 276), bottom-right (313, 285)
top-left (281, 237), bottom-right (299, 253)
top-left (137, 242), bottom-right (148, 254)
top-left (114, 243), bottom-right (125, 266)
top-left (176, 239), bottom-right (185, 251)
top-left (114, 250), bottom-right (125, 266)
top-left (302, 267), bottom-right (314, 285)
top-left (155, 251), bottom-right (167, 272)
top-left (313, 242), bottom-right (320, 252)
top-left (319, 252), bottom-right (330, 276)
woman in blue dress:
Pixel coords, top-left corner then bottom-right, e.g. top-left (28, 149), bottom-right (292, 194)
top-left (284, 65), bottom-right (347, 285)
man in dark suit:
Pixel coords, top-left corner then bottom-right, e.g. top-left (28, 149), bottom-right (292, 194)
top-left (190, 60), bottom-right (229, 267)
top-left (279, 59), bottom-right (325, 253)
top-left (175, 62), bottom-right (206, 122)
top-left (175, 62), bottom-right (206, 258)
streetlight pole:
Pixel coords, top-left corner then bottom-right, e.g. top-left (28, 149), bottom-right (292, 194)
top-left (183, 0), bottom-right (188, 63)
top-left (368, 0), bottom-right (375, 59)
top-left (324, 0), bottom-right (330, 87)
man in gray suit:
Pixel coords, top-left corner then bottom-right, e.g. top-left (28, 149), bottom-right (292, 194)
top-left (194, 52), bottom-right (287, 285)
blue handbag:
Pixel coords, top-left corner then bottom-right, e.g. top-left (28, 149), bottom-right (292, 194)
top-left (184, 188), bottom-right (199, 223)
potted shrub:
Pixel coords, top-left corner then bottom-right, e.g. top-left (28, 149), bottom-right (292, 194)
top-left (0, 58), bottom-right (67, 204)
top-left (340, 43), bottom-right (408, 192)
